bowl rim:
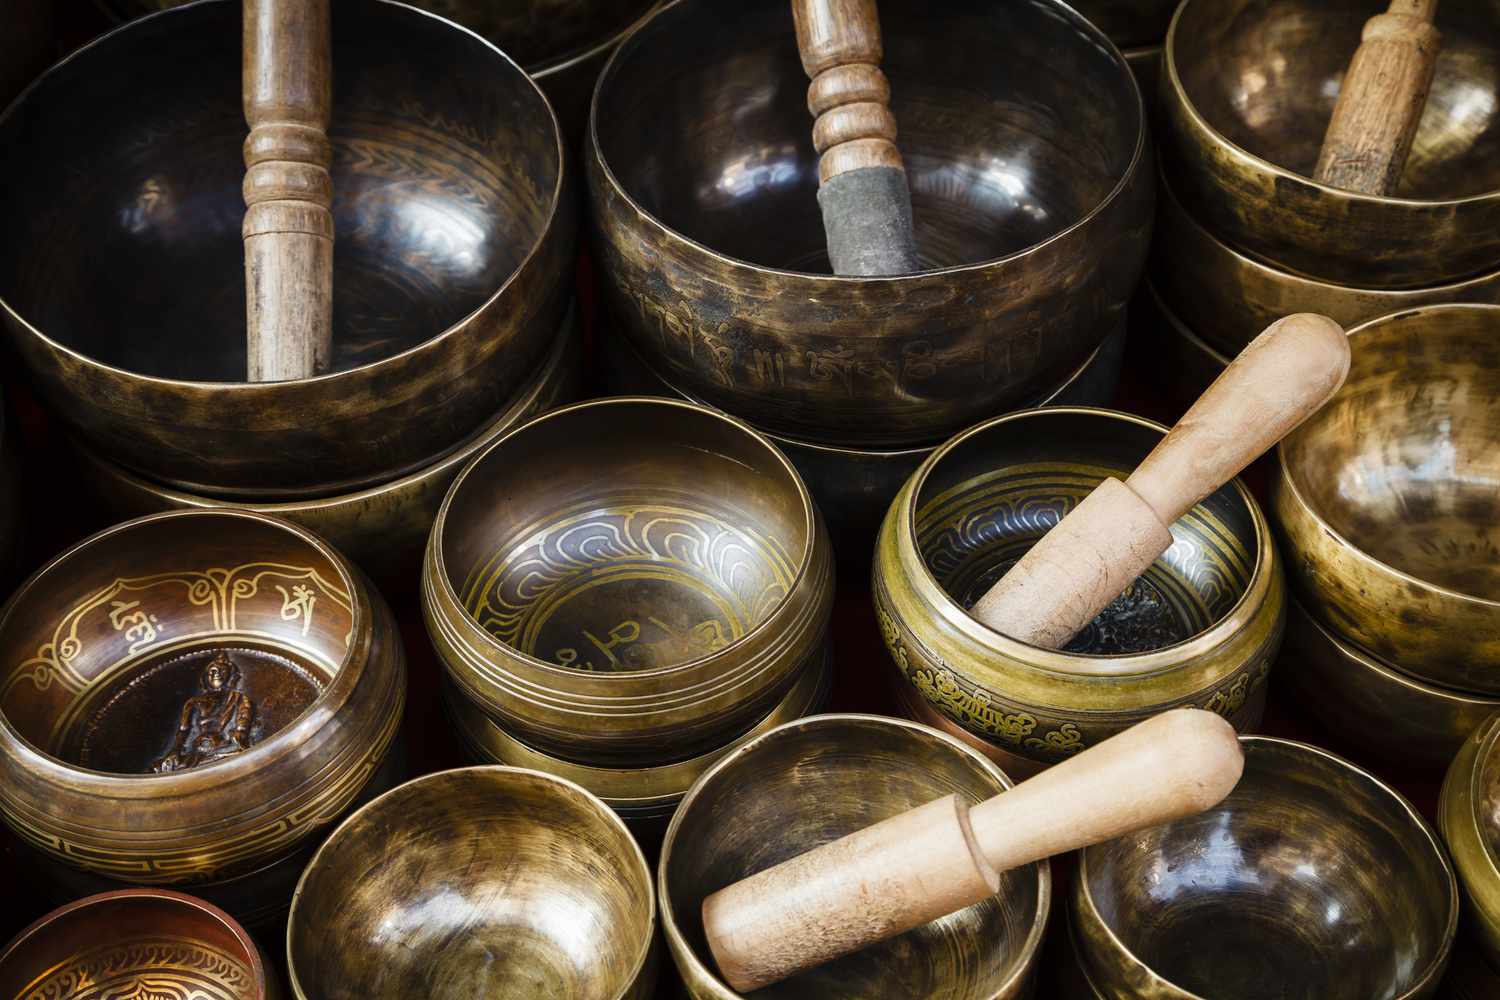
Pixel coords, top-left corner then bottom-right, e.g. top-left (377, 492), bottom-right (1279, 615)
top-left (0, 0), bottom-right (568, 392)
top-left (589, 0), bottom-right (1148, 282)
top-left (1075, 734), bottom-right (1460, 1000)
top-left (1275, 302), bottom-right (1500, 613)
top-left (532, 0), bottom-right (661, 79)
top-left (657, 711), bottom-right (1053, 999)
top-left (902, 405), bottom-right (1269, 677)
top-left (285, 763), bottom-right (657, 1000)
top-left (1164, 0), bottom-right (1500, 210)
top-left (0, 887), bottom-right (273, 998)
top-left (1462, 715), bottom-right (1500, 874)
top-left (430, 395), bottom-right (820, 682)
top-left (0, 508), bottom-right (367, 792)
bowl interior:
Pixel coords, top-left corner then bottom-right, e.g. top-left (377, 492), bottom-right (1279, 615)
top-left (664, 716), bottom-right (1044, 998)
top-left (596, 0), bottom-right (1140, 272)
top-left (0, 513), bottom-right (353, 774)
top-left (442, 400), bottom-right (809, 673)
top-left (914, 409), bottom-right (1257, 653)
top-left (0, 0), bottom-right (559, 381)
top-left (1172, 0), bottom-right (1500, 199)
top-left (1282, 308), bottom-right (1500, 602)
top-left (1082, 739), bottom-right (1453, 1000)
top-left (289, 768), bottom-right (652, 998)
top-left (0, 893), bottom-right (262, 999)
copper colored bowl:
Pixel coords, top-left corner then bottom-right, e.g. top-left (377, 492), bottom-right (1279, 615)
top-left (0, 889), bottom-right (275, 1000)
top-left (0, 510), bottom-right (405, 896)
top-left (1440, 713), bottom-right (1500, 972)
top-left (287, 766), bottom-right (657, 1000)
top-left (1161, 0), bottom-right (1500, 288)
top-left (1272, 304), bottom-right (1500, 694)
top-left (0, 0), bottom-right (572, 498)
top-left (589, 0), bottom-right (1151, 448)
top-left (660, 713), bottom-right (1050, 999)
top-left (1075, 737), bottom-right (1458, 999)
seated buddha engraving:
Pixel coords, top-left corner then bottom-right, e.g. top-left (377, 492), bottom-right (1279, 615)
top-left (152, 650), bottom-right (256, 774)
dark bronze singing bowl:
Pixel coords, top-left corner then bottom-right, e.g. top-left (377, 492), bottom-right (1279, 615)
top-left (0, 889), bottom-right (275, 1000)
top-left (1162, 0), bottom-right (1500, 289)
top-left (660, 714), bottom-right (1050, 999)
top-left (1075, 737), bottom-right (1458, 1000)
top-left (1440, 714), bottom-right (1500, 974)
top-left (589, 0), bottom-right (1151, 448)
top-left (287, 766), bottom-right (657, 1000)
top-left (0, 0), bottom-right (572, 499)
top-left (1273, 304), bottom-right (1500, 694)
top-left (424, 397), bottom-right (834, 767)
top-left (0, 510), bottom-right (405, 891)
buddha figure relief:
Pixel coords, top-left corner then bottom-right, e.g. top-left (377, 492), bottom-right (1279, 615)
top-left (152, 649), bottom-right (256, 773)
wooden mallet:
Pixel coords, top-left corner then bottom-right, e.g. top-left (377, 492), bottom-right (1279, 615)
top-left (703, 708), bottom-right (1245, 991)
top-left (793, 0), bottom-right (920, 276)
top-left (243, 0), bottom-right (334, 382)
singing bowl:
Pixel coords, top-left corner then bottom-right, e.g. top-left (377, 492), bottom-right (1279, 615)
top-left (424, 396), bottom-right (835, 767)
top-left (0, 509), bottom-right (405, 888)
top-left (589, 0), bottom-right (1151, 448)
top-left (1282, 601), bottom-right (1500, 770)
top-left (660, 714), bottom-right (1050, 999)
top-left (1441, 713), bottom-right (1500, 971)
top-left (72, 304), bottom-right (581, 592)
top-left (287, 766), bottom-right (656, 1000)
top-left (0, 889), bottom-right (275, 1000)
top-left (1161, 0), bottom-right (1500, 289)
top-left (0, 0), bottom-right (572, 499)
top-left (1273, 304), bottom-right (1500, 694)
top-left (1153, 169), bottom-right (1500, 356)
top-left (874, 407), bottom-right (1282, 768)
top-left (1076, 737), bottom-right (1457, 999)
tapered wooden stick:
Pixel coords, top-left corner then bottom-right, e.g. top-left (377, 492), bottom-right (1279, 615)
top-left (970, 313), bottom-right (1349, 653)
top-left (1314, 0), bottom-right (1441, 195)
top-left (703, 709), bottom-right (1244, 992)
top-left (244, 0), bottom-right (334, 381)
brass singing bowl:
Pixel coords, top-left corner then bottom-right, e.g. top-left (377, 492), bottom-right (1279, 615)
top-left (1161, 0), bottom-right (1500, 289)
top-left (1071, 0), bottom-right (1177, 48)
top-left (1130, 278), bottom-right (1229, 410)
top-left (0, 509), bottom-right (405, 894)
top-left (1273, 304), bottom-right (1500, 694)
top-left (1441, 713), bottom-right (1500, 972)
top-left (660, 714), bottom-right (1050, 999)
top-left (1075, 737), bottom-right (1457, 999)
top-left (424, 396), bottom-right (835, 767)
top-left (589, 0), bottom-right (1151, 448)
top-left (0, 0), bottom-right (571, 499)
top-left (0, 889), bottom-right (275, 1000)
top-left (287, 766), bottom-right (656, 1000)
top-left (71, 303), bottom-right (581, 593)
top-left (874, 407), bottom-right (1282, 768)
top-left (1282, 601), bottom-right (1500, 770)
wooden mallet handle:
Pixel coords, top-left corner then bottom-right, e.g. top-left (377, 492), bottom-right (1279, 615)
top-left (703, 709), bottom-right (1245, 992)
top-left (243, 0), bottom-right (334, 382)
top-left (970, 313), bottom-right (1349, 652)
top-left (1314, 0), bottom-right (1441, 195)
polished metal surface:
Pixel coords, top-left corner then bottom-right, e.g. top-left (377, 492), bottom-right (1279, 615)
top-left (660, 713), bottom-right (1050, 999)
top-left (1440, 714), bottom-right (1500, 972)
top-left (287, 766), bottom-right (656, 1000)
top-left (1076, 737), bottom-right (1458, 999)
top-left (0, 0), bottom-right (572, 498)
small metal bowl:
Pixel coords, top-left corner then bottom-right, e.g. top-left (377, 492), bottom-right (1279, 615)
top-left (1273, 304), bottom-right (1500, 694)
top-left (287, 766), bottom-right (657, 1000)
top-left (72, 303), bottom-right (581, 592)
top-left (1440, 713), bottom-right (1500, 972)
top-left (1282, 601), bottom-right (1500, 770)
top-left (1075, 737), bottom-right (1458, 999)
top-left (0, 889), bottom-right (275, 1000)
top-left (874, 406), bottom-right (1282, 768)
top-left (1161, 0), bottom-right (1500, 289)
top-left (589, 0), bottom-right (1151, 448)
top-left (424, 396), bottom-right (835, 767)
top-left (0, 0), bottom-right (572, 498)
top-left (660, 713), bottom-right (1050, 999)
top-left (0, 510), bottom-right (405, 897)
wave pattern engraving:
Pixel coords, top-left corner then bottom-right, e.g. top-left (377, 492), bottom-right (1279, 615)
top-left (21, 936), bottom-right (254, 1000)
